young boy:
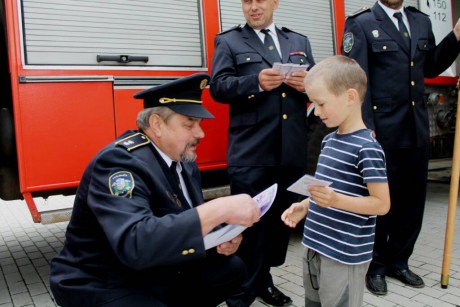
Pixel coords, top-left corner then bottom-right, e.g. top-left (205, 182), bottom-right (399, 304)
top-left (282, 55), bottom-right (390, 307)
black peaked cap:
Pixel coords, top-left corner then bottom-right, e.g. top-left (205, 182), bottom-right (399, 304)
top-left (133, 73), bottom-right (214, 119)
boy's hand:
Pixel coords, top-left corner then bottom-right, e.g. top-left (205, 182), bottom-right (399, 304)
top-left (281, 200), bottom-right (308, 228)
top-left (308, 186), bottom-right (336, 207)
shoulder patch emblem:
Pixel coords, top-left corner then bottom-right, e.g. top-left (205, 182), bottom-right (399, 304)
top-left (342, 32), bottom-right (354, 53)
top-left (109, 171), bottom-right (135, 197)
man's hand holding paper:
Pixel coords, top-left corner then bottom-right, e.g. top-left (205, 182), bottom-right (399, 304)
top-left (258, 68), bottom-right (284, 91)
top-left (203, 184), bottom-right (278, 250)
top-left (285, 70), bottom-right (307, 92)
top-left (272, 63), bottom-right (308, 92)
top-left (272, 62), bottom-right (308, 76)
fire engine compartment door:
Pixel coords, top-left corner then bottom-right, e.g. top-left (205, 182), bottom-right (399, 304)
top-left (15, 76), bottom-right (115, 193)
top-left (20, 0), bottom-right (205, 67)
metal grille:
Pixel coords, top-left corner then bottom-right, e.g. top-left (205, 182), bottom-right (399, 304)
top-left (21, 0), bottom-right (204, 67)
top-left (219, 0), bottom-right (335, 61)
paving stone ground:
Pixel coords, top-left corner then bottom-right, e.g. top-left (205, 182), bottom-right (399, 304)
top-left (0, 181), bottom-right (459, 307)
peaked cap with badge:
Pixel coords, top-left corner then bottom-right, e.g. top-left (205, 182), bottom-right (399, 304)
top-left (134, 73), bottom-right (214, 119)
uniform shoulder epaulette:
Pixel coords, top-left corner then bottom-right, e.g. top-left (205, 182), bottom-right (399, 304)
top-left (406, 6), bottom-right (428, 16)
top-left (217, 25), bottom-right (243, 36)
top-left (347, 7), bottom-right (370, 18)
top-left (281, 27), bottom-right (306, 37)
top-left (115, 132), bottom-right (150, 152)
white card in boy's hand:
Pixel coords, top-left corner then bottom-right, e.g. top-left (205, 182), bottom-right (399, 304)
top-left (287, 174), bottom-right (332, 197)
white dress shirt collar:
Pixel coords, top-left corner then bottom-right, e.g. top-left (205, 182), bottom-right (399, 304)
top-left (378, 1), bottom-right (410, 35)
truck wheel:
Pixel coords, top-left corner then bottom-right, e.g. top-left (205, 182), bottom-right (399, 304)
top-left (0, 166), bottom-right (21, 200)
top-left (0, 107), bottom-right (15, 163)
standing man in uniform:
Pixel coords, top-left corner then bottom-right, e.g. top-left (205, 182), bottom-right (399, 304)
top-left (210, 0), bottom-right (315, 306)
top-left (342, 0), bottom-right (460, 296)
top-left (49, 73), bottom-right (261, 307)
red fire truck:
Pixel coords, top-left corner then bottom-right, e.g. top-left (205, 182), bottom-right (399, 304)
top-left (0, 0), bottom-right (457, 223)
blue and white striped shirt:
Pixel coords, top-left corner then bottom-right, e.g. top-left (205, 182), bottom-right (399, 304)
top-left (302, 129), bottom-right (387, 265)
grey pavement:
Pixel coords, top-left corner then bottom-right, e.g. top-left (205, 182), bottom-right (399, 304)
top-left (0, 181), bottom-right (459, 307)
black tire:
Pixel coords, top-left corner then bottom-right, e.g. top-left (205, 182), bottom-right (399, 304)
top-left (0, 107), bottom-right (15, 163)
top-left (0, 165), bottom-right (21, 200)
top-left (0, 108), bottom-right (21, 200)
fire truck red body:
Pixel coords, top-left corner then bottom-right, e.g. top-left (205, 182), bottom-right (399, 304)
top-left (0, 0), bottom-right (457, 222)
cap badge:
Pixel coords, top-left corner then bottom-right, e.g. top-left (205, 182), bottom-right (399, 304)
top-left (159, 97), bottom-right (202, 104)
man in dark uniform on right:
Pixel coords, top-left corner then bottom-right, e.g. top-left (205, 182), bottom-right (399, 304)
top-left (342, 0), bottom-right (460, 296)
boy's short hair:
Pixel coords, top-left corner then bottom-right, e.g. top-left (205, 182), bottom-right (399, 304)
top-left (305, 55), bottom-right (367, 101)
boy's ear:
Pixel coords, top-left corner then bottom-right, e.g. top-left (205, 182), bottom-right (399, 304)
top-left (346, 88), bottom-right (360, 106)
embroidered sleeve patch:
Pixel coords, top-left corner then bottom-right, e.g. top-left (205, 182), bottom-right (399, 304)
top-left (342, 32), bottom-right (354, 53)
top-left (109, 171), bottom-right (135, 197)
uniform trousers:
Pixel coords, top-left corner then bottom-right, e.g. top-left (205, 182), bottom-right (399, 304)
top-left (51, 253), bottom-right (246, 307)
top-left (368, 146), bottom-right (429, 275)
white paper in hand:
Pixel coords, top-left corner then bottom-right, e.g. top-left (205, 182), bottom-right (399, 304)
top-left (203, 224), bottom-right (246, 250)
top-left (287, 174), bottom-right (332, 197)
top-left (272, 62), bottom-right (308, 76)
top-left (203, 184), bottom-right (278, 249)
top-left (253, 183), bottom-right (277, 218)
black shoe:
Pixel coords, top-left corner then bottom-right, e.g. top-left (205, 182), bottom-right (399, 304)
top-left (225, 292), bottom-right (255, 307)
top-left (257, 286), bottom-right (292, 306)
top-left (387, 268), bottom-right (425, 288)
top-left (226, 302), bottom-right (250, 307)
top-left (365, 274), bottom-right (388, 296)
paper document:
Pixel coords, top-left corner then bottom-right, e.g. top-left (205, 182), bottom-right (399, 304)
top-left (203, 183), bottom-right (278, 250)
top-left (287, 174), bottom-right (332, 197)
top-left (254, 183), bottom-right (277, 218)
top-left (272, 62), bottom-right (308, 76)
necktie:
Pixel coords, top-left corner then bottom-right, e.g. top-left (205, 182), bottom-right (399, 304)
top-left (261, 29), bottom-right (281, 63)
top-left (393, 12), bottom-right (410, 50)
top-left (170, 161), bottom-right (182, 190)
